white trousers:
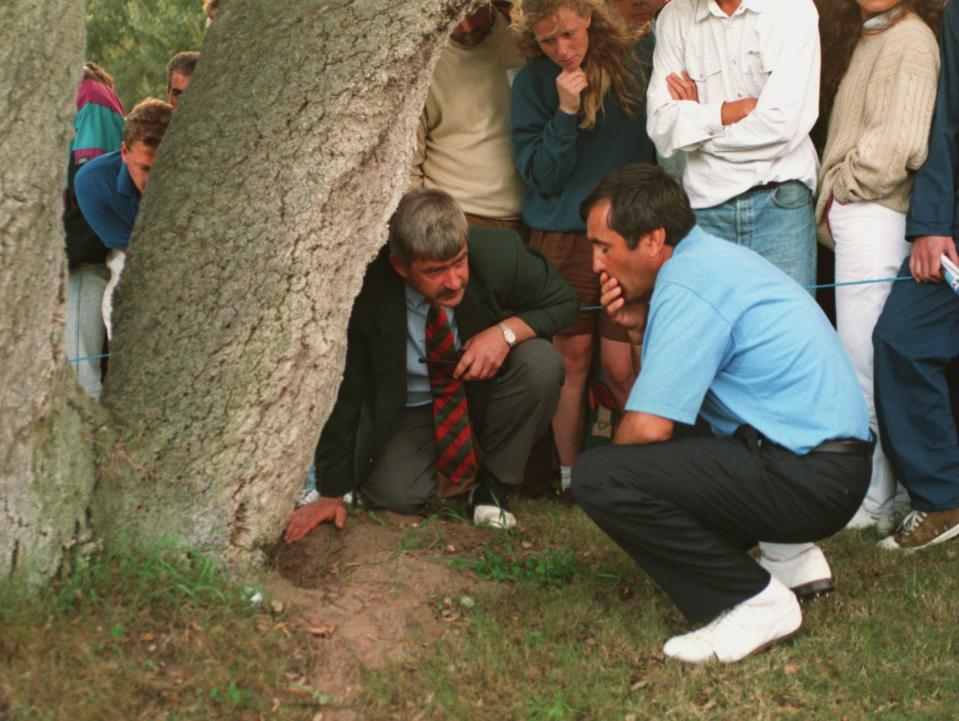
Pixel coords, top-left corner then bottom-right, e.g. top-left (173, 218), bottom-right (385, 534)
top-left (828, 199), bottom-right (911, 517)
top-left (65, 264), bottom-right (109, 400)
top-left (102, 249), bottom-right (126, 340)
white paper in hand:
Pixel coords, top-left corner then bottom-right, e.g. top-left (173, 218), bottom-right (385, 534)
top-left (942, 254), bottom-right (959, 295)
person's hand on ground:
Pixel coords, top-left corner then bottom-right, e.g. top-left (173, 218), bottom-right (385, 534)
top-left (284, 497), bottom-right (347, 544)
top-left (909, 235), bottom-right (958, 282)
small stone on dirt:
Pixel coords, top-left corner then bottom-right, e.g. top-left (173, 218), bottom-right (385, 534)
top-left (305, 624), bottom-right (337, 638)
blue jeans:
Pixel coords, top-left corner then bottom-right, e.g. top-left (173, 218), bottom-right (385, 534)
top-left (694, 181), bottom-right (817, 291)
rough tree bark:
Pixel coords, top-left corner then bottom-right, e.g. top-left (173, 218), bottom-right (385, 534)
top-left (1, 0), bottom-right (479, 582)
top-left (0, 2), bottom-right (99, 583)
top-left (95, 0), bottom-right (477, 564)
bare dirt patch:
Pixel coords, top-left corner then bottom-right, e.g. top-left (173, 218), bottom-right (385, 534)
top-left (266, 512), bottom-right (494, 720)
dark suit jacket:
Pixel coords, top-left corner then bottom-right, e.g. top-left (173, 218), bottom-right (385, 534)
top-left (315, 226), bottom-right (578, 496)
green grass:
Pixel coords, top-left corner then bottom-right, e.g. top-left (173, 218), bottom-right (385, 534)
top-left (450, 535), bottom-right (579, 586)
top-left (4, 501), bottom-right (959, 720)
top-left (0, 540), bottom-right (320, 721)
top-left (357, 497), bottom-right (959, 721)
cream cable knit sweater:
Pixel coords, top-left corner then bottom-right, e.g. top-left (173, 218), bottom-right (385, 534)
top-left (816, 14), bottom-right (940, 248)
top-left (410, 13), bottom-right (526, 220)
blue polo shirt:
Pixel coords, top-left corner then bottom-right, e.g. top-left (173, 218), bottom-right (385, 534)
top-left (74, 150), bottom-right (140, 250)
top-left (626, 227), bottom-right (870, 454)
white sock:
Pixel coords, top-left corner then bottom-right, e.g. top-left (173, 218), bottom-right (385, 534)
top-left (560, 465), bottom-right (572, 492)
top-left (758, 541), bottom-right (816, 562)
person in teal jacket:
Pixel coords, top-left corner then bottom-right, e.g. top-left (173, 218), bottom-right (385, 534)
top-left (63, 63), bottom-right (124, 400)
top-left (509, 0), bottom-right (657, 492)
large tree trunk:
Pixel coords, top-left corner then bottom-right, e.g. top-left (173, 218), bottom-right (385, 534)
top-left (0, 2), bottom-right (99, 583)
top-left (1, 0), bottom-right (477, 583)
top-left (96, 0), bottom-right (473, 564)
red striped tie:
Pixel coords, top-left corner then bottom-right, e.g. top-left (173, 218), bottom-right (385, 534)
top-left (426, 304), bottom-right (478, 497)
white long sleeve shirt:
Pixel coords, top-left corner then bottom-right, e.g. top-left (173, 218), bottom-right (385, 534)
top-left (646, 0), bottom-right (821, 208)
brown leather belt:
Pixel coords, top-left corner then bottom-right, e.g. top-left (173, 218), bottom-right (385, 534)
top-left (810, 438), bottom-right (873, 456)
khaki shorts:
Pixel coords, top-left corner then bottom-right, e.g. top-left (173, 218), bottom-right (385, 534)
top-left (529, 229), bottom-right (629, 341)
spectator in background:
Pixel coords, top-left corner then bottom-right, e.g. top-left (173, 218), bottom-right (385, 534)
top-left (816, 0), bottom-right (941, 533)
top-left (610, 0), bottom-right (669, 29)
top-left (203, 0), bottom-right (220, 27)
top-left (510, 0), bottom-right (657, 494)
top-left (75, 98), bottom-right (173, 339)
top-left (411, 2), bottom-right (528, 240)
top-left (64, 63), bottom-right (125, 400)
top-left (646, 0), bottom-right (821, 289)
top-left (873, 0), bottom-right (959, 552)
top-left (609, 0), bottom-right (683, 180)
top-left (166, 51), bottom-right (199, 110)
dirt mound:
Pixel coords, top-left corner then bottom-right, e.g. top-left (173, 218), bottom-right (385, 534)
top-left (266, 512), bottom-right (491, 719)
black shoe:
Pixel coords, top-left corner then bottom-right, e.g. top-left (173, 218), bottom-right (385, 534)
top-left (469, 466), bottom-right (510, 510)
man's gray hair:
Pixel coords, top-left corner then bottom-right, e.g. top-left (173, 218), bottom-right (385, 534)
top-left (388, 189), bottom-right (468, 265)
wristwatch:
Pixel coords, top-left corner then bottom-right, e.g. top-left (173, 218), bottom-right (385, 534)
top-left (497, 322), bottom-right (517, 349)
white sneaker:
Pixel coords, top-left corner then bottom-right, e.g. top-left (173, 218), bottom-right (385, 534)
top-left (473, 504), bottom-right (517, 530)
top-left (757, 544), bottom-right (833, 599)
top-left (295, 488), bottom-right (321, 508)
top-left (662, 578), bottom-right (802, 663)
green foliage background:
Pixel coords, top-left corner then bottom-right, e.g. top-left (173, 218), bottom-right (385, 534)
top-left (85, 0), bottom-right (205, 112)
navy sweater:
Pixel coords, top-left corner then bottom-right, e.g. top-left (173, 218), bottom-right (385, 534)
top-left (510, 37), bottom-right (657, 232)
top-left (906, 0), bottom-right (959, 240)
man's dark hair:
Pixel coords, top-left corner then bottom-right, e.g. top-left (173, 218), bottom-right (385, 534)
top-left (580, 163), bottom-right (696, 248)
top-left (123, 98), bottom-right (174, 149)
top-left (166, 51), bottom-right (200, 87)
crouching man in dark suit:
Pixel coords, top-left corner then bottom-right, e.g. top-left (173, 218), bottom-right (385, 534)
top-left (286, 189), bottom-right (578, 540)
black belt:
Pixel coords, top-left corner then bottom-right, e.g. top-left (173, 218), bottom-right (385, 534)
top-left (810, 438), bottom-right (873, 456)
top-left (745, 181), bottom-right (783, 194)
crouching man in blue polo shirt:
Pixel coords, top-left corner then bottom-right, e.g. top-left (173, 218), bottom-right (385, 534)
top-left (573, 164), bottom-right (872, 664)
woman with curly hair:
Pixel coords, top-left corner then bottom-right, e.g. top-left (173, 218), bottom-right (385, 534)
top-left (815, 0), bottom-right (941, 532)
top-left (509, 0), bottom-right (656, 491)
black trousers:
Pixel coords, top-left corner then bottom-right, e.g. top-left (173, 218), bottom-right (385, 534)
top-left (572, 426), bottom-right (870, 622)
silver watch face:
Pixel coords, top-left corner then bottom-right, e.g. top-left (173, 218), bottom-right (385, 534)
top-left (500, 324), bottom-right (516, 346)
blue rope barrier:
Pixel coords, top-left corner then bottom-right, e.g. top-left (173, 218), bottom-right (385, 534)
top-left (578, 275), bottom-right (913, 312)
top-left (68, 353), bottom-right (110, 365)
top-left (66, 276), bottom-right (916, 363)
top-left (805, 275), bottom-right (912, 290)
